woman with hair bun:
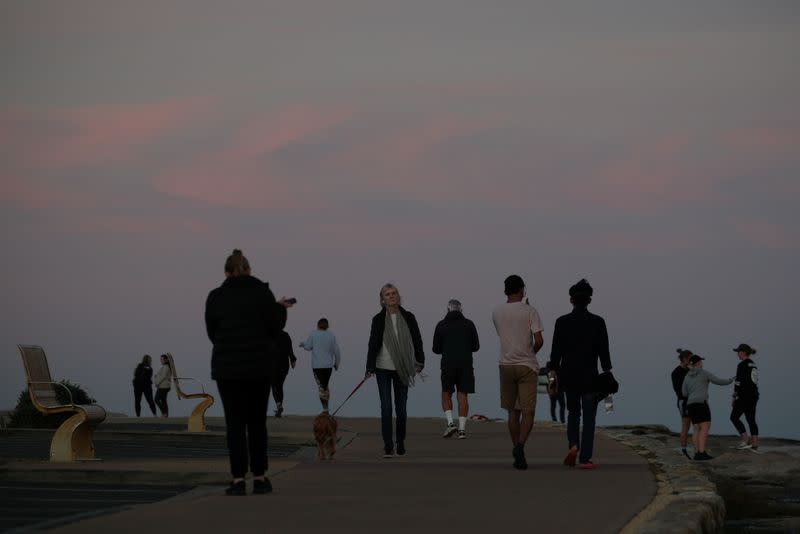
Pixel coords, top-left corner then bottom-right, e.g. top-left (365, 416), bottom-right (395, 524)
top-left (730, 343), bottom-right (760, 451)
top-left (205, 249), bottom-right (294, 495)
top-left (671, 348), bottom-right (693, 458)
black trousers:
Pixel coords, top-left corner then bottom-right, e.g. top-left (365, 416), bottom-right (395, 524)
top-left (271, 369), bottom-right (289, 405)
top-left (154, 388), bottom-right (170, 416)
top-left (134, 386), bottom-right (156, 416)
top-left (216, 378), bottom-right (271, 478)
top-left (730, 399), bottom-right (759, 436)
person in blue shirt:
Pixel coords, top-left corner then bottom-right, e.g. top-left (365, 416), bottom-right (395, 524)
top-left (300, 318), bottom-right (342, 411)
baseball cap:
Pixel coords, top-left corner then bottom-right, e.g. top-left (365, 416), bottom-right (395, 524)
top-left (733, 343), bottom-right (755, 355)
top-left (689, 355), bottom-right (705, 365)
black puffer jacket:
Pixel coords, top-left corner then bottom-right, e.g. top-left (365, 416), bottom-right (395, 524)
top-left (205, 275), bottom-right (287, 381)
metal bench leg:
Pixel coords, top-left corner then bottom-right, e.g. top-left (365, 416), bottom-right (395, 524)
top-left (187, 396), bottom-right (214, 433)
top-left (50, 412), bottom-right (99, 462)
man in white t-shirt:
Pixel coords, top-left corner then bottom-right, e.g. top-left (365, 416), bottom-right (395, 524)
top-left (492, 274), bottom-right (544, 470)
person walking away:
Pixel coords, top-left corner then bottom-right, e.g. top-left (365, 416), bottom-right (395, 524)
top-left (365, 284), bottom-right (425, 458)
top-left (205, 249), bottom-right (294, 495)
top-left (132, 355), bottom-right (157, 417)
top-left (492, 275), bottom-right (544, 470)
top-left (672, 348), bottom-right (693, 458)
top-left (548, 278), bottom-right (613, 470)
top-left (300, 318), bottom-right (341, 412)
top-left (154, 354), bottom-right (172, 418)
top-left (542, 364), bottom-right (566, 424)
top-left (681, 354), bottom-right (733, 460)
top-left (432, 299), bottom-right (480, 439)
top-left (730, 343), bottom-right (759, 451)
top-left (272, 323), bottom-right (297, 418)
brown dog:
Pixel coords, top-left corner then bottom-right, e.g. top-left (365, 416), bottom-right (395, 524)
top-left (313, 412), bottom-right (338, 460)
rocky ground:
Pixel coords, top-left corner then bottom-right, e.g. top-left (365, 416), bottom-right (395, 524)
top-left (608, 425), bottom-right (800, 533)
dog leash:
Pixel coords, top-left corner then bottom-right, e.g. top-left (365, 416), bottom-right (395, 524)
top-left (330, 375), bottom-right (371, 417)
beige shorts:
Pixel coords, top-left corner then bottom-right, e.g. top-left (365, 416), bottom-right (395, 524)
top-left (499, 365), bottom-right (538, 412)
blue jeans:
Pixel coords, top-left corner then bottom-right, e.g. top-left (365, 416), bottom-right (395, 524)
top-left (375, 369), bottom-right (408, 450)
top-left (566, 391), bottom-right (598, 463)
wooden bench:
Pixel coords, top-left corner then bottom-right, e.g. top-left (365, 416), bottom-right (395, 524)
top-left (17, 344), bottom-right (107, 462)
top-left (165, 353), bottom-right (214, 432)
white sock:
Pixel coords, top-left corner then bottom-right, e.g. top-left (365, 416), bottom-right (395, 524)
top-left (458, 416), bottom-right (466, 431)
top-left (445, 410), bottom-right (454, 425)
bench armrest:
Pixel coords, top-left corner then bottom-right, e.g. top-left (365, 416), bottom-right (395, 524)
top-left (174, 377), bottom-right (206, 394)
top-left (28, 381), bottom-right (74, 407)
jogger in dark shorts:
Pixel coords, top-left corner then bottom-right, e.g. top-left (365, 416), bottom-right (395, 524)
top-left (300, 318), bottom-right (341, 411)
top-left (682, 354), bottom-right (733, 461)
top-left (433, 299), bottom-right (480, 439)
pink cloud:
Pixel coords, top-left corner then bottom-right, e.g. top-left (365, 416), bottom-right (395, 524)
top-left (2, 97), bottom-right (212, 170)
top-left (733, 218), bottom-right (796, 250)
top-left (0, 175), bottom-right (100, 210)
top-left (152, 105), bottom-right (351, 210)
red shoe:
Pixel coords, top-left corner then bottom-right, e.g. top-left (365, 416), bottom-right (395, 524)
top-left (563, 447), bottom-right (577, 467)
top-left (579, 461), bottom-right (597, 470)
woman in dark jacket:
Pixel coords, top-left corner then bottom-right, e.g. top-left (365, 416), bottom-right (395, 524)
top-left (365, 283), bottom-right (425, 458)
top-left (271, 321), bottom-right (297, 418)
top-left (132, 354), bottom-right (157, 417)
top-left (205, 249), bottom-right (292, 496)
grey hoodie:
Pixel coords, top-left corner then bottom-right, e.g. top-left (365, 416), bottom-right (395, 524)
top-left (681, 367), bottom-right (733, 405)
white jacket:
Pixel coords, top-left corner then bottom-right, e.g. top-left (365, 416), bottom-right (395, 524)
top-left (154, 365), bottom-right (172, 389)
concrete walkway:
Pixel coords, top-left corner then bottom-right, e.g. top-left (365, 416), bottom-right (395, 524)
top-left (36, 416), bottom-right (655, 534)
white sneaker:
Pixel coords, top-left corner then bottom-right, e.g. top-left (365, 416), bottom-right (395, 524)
top-left (457, 430), bottom-right (466, 439)
top-left (443, 424), bottom-right (457, 438)
top-left (736, 442), bottom-right (752, 450)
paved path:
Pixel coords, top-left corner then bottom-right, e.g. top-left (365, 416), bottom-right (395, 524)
top-left (42, 417), bottom-right (655, 534)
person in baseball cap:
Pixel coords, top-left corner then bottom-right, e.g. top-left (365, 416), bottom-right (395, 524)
top-left (731, 343), bottom-right (759, 450)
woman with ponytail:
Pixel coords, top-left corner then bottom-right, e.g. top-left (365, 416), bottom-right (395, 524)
top-left (730, 343), bottom-right (760, 451)
top-left (205, 249), bottom-right (294, 495)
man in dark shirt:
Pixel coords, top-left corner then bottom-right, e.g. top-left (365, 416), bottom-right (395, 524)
top-left (432, 299), bottom-right (480, 439)
top-left (671, 349), bottom-right (693, 458)
top-left (549, 279), bottom-right (612, 469)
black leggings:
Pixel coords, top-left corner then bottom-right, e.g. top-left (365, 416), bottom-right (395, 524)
top-left (154, 388), bottom-right (169, 416)
top-left (730, 399), bottom-right (758, 436)
top-left (271, 369), bottom-right (289, 405)
top-left (216, 379), bottom-right (271, 478)
top-left (134, 386), bottom-right (156, 416)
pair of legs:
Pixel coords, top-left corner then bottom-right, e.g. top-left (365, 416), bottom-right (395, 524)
top-left (154, 388), bottom-right (169, 417)
top-left (313, 368), bottom-right (333, 411)
top-left (550, 391), bottom-right (565, 423)
top-left (499, 365), bottom-right (536, 469)
top-left (566, 391), bottom-right (598, 464)
top-left (441, 366), bottom-right (474, 434)
top-left (677, 399), bottom-right (691, 450)
top-left (134, 386), bottom-right (156, 416)
top-left (271, 368), bottom-right (289, 416)
top-left (216, 378), bottom-right (271, 485)
top-left (730, 399), bottom-right (759, 448)
top-left (375, 369), bottom-right (408, 454)
top-left (687, 402), bottom-right (712, 456)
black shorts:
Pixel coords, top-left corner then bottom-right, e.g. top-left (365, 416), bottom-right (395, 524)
top-left (687, 402), bottom-right (711, 424)
top-left (313, 368), bottom-right (332, 390)
top-left (677, 398), bottom-right (689, 418)
top-left (441, 367), bottom-right (475, 394)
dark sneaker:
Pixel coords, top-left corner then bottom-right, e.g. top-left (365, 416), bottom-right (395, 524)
top-left (442, 424), bottom-right (458, 438)
top-left (274, 404), bottom-right (283, 418)
top-left (513, 444), bottom-right (528, 470)
top-left (457, 430), bottom-right (466, 439)
top-left (225, 480), bottom-right (246, 496)
top-left (578, 461), bottom-right (597, 470)
top-left (383, 448), bottom-right (394, 458)
top-left (253, 478), bottom-right (272, 494)
top-left (396, 442), bottom-right (406, 456)
top-left (697, 452), bottom-right (714, 461)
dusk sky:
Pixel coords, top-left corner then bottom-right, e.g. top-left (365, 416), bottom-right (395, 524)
top-left (2, 2), bottom-right (798, 438)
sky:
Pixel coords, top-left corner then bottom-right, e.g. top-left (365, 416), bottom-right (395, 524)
top-left (2, 1), bottom-right (799, 439)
